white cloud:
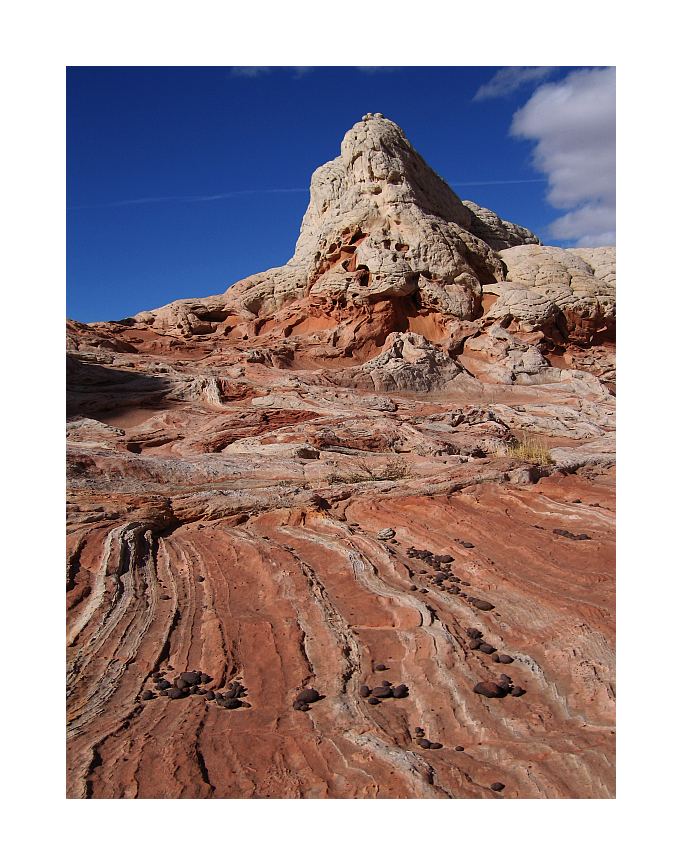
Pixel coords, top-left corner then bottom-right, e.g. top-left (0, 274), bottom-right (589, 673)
top-left (474, 67), bottom-right (556, 101)
top-left (511, 67), bottom-right (616, 247)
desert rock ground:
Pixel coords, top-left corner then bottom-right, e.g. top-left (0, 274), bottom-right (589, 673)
top-left (66, 114), bottom-right (615, 798)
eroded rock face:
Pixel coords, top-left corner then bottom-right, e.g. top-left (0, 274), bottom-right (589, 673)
top-left (496, 245), bottom-right (616, 342)
top-left (331, 331), bottom-right (466, 392)
top-left (66, 113), bottom-right (615, 799)
top-left (463, 200), bottom-right (540, 251)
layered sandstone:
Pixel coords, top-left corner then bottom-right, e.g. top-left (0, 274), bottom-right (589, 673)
top-left (67, 114), bottom-right (615, 799)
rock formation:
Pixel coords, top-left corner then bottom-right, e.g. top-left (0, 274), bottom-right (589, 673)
top-left (67, 113), bottom-right (615, 799)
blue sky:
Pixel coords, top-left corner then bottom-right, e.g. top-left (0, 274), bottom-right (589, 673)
top-left (67, 66), bottom-right (615, 323)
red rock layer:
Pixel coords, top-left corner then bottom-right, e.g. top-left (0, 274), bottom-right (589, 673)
top-left (67, 374), bottom-right (615, 798)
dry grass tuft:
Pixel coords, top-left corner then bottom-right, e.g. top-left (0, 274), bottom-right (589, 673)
top-left (502, 433), bottom-right (554, 466)
top-left (327, 457), bottom-right (411, 484)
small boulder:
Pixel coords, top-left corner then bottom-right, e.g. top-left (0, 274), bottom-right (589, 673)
top-left (466, 628), bottom-right (483, 639)
top-left (295, 688), bottom-right (321, 705)
top-left (359, 685), bottom-right (371, 698)
top-left (371, 686), bottom-right (393, 699)
top-left (141, 690), bottom-right (155, 701)
top-left (490, 782), bottom-right (505, 792)
top-left (455, 746), bottom-right (464, 752)
top-left (367, 697), bottom-right (380, 705)
top-left (478, 642), bottom-right (496, 654)
top-left (473, 681), bottom-right (507, 698)
top-left (391, 684), bottom-right (409, 698)
top-left (377, 528), bottom-right (396, 540)
top-left (167, 688), bottom-right (186, 700)
top-left (374, 663), bottom-right (388, 671)
top-left (510, 686), bottom-right (526, 697)
top-left (496, 654), bottom-right (514, 664)
top-left (470, 598), bottom-right (495, 611)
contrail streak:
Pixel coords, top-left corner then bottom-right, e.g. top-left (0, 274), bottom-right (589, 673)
top-left (68, 187), bottom-right (309, 210)
top-left (449, 178), bottom-right (545, 187)
top-left (68, 178), bottom-right (544, 210)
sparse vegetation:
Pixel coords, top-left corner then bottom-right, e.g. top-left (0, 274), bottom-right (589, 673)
top-left (327, 457), bottom-right (411, 484)
top-left (501, 432), bottom-right (554, 466)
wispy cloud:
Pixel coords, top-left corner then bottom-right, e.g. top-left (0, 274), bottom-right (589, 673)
top-left (474, 67), bottom-right (557, 101)
top-left (230, 66), bottom-right (401, 78)
top-left (511, 66), bottom-right (615, 246)
top-left (355, 66), bottom-right (401, 74)
top-left (230, 66), bottom-right (313, 78)
top-left (230, 66), bottom-right (273, 78)
top-left (68, 188), bottom-right (308, 210)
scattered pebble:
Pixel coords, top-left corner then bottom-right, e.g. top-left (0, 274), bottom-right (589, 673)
top-left (469, 598), bottom-right (495, 611)
top-left (553, 528), bottom-right (591, 541)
